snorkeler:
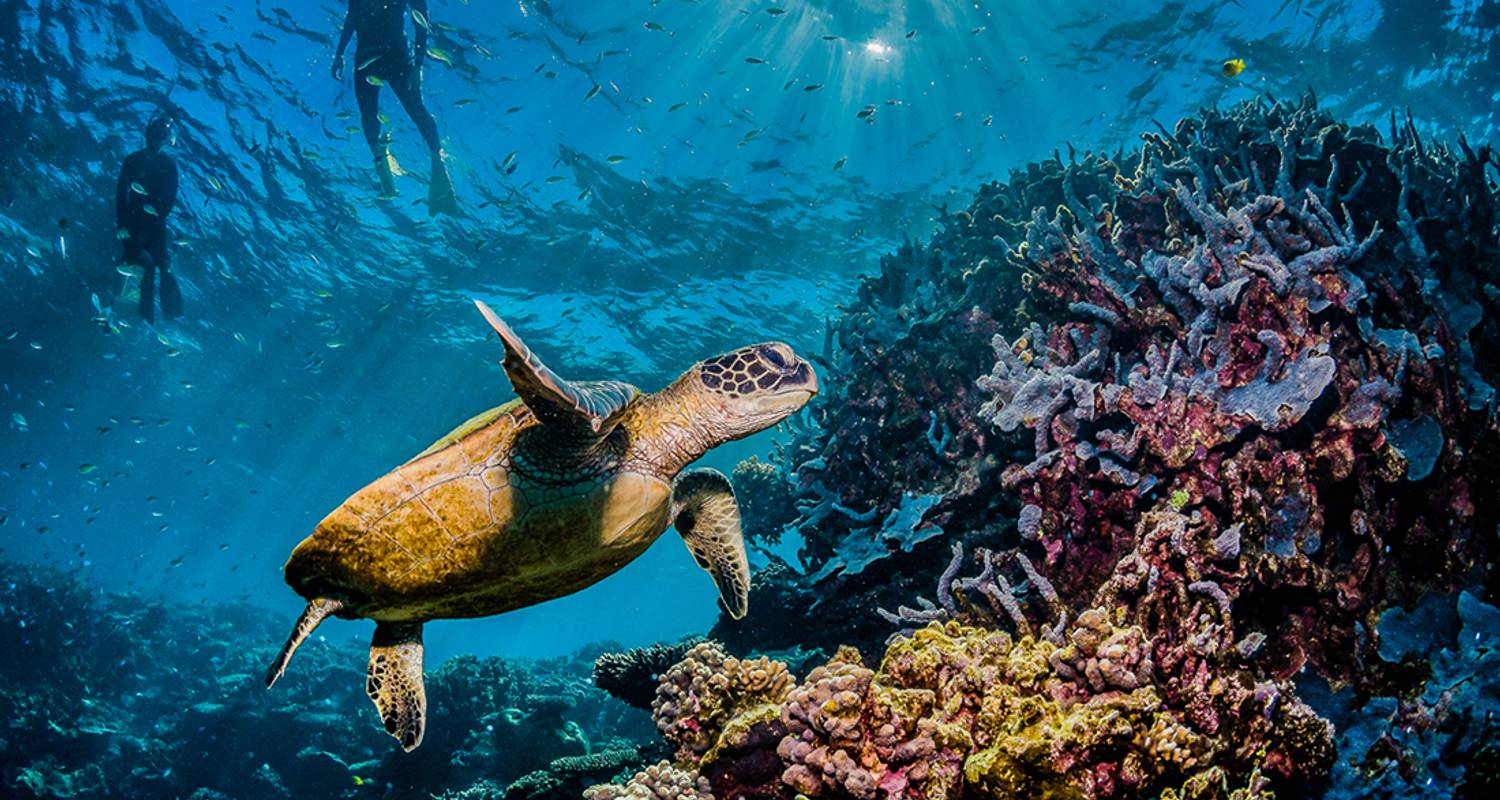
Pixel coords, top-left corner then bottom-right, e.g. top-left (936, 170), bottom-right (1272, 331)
top-left (115, 114), bottom-right (183, 323)
top-left (332, 0), bottom-right (458, 215)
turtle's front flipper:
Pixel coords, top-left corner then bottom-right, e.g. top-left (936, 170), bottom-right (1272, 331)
top-left (671, 468), bottom-right (751, 619)
top-left (367, 622), bottom-right (426, 751)
top-left (472, 300), bottom-right (640, 433)
top-left (265, 597), bottom-right (342, 688)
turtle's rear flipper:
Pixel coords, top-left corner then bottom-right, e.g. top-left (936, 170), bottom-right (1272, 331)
top-left (367, 621), bottom-right (426, 751)
top-left (265, 597), bottom-right (342, 688)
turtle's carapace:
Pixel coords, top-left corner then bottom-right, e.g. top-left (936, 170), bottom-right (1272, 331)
top-left (265, 299), bottom-right (818, 751)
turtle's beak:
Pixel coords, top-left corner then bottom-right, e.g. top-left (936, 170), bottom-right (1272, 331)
top-left (774, 358), bottom-right (817, 400)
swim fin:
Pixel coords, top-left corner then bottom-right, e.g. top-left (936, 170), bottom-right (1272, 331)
top-left (160, 271), bottom-right (183, 319)
top-left (374, 151), bottom-right (399, 200)
top-left (428, 152), bottom-right (458, 216)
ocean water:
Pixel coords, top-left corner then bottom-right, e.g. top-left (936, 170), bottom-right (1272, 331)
top-left (2, 1), bottom-right (1498, 799)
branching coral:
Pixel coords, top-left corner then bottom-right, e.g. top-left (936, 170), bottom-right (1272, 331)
top-left (971, 98), bottom-right (1497, 688)
top-left (594, 639), bottom-right (705, 710)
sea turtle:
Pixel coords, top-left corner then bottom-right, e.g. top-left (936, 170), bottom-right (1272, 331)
top-left (264, 300), bottom-right (818, 750)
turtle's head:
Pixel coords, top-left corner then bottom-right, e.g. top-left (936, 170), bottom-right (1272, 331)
top-left (689, 342), bottom-right (818, 441)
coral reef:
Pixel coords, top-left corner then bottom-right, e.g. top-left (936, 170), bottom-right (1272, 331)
top-left (651, 642), bottom-right (795, 761)
top-left (594, 639), bottom-right (704, 710)
top-left (1312, 589), bottom-right (1500, 799)
top-left (583, 761), bottom-right (711, 800)
top-left (684, 95), bottom-right (1500, 798)
top-left (0, 561), bottom-right (656, 800)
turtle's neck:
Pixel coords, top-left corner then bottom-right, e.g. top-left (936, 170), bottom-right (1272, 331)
top-left (622, 373), bottom-right (723, 477)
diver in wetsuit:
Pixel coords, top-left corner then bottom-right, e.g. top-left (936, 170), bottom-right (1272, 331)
top-left (332, 0), bottom-right (457, 214)
top-left (116, 114), bottom-right (183, 322)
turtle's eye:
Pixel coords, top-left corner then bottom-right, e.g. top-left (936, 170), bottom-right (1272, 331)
top-left (761, 344), bottom-right (791, 369)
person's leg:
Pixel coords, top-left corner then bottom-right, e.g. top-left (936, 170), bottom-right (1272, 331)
top-left (354, 71), bottom-right (383, 158)
top-left (390, 68), bottom-right (441, 156)
top-left (356, 68), bottom-right (399, 198)
top-left (136, 249), bottom-right (156, 323)
top-left (153, 238), bottom-right (181, 319)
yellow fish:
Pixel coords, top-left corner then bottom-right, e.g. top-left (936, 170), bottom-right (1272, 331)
top-left (1221, 58), bottom-right (1246, 78)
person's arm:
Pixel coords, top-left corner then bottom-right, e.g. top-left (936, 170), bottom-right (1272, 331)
top-left (332, 0), bottom-right (355, 78)
top-left (411, 0), bottom-right (428, 68)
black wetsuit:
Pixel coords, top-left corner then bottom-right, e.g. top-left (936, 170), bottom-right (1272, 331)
top-left (116, 147), bottom-right (178, 321)
top-left (338, 0), bottom-right (441, 157)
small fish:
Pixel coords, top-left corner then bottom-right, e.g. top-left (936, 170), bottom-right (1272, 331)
top-left (803, 83), bottom-right (822, 92)
top-left (606, 155), bottom-right (627, 164)
top-left (1221, 58), bottom-right (1246, 78)
top-left (129, 182), bottom-right (148, 195)
top-left (545, 175), bottom-right (565, 184)
top-left (426, 48), bottom-right (454, 67)
top-left (583, 85), bottom-right (600, 101)
top-left (12, 412), bottom-right (27, 429)
top-left (745, 57), bottom-right (767, 64)
top-left (358, 55), bottom-right (383, 71)
top-left (79, 464), bottom-right (97, 475)
top-left (365, 75), bottom-right (385, 86)
top-left (833, 156), bottom-right (847, 171)
top-left (411, 8), bottom-right (431, 30)
top-left (26, 245), bottom-right (42, 258)
top-left (668, 102), bottom-right (687, 112)
top-left (643, 21), bottom-right (666, 31)
top-left (454, 98), bottom-right (476, 107)
top-left (767, 6), bottom-right (785, 15)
